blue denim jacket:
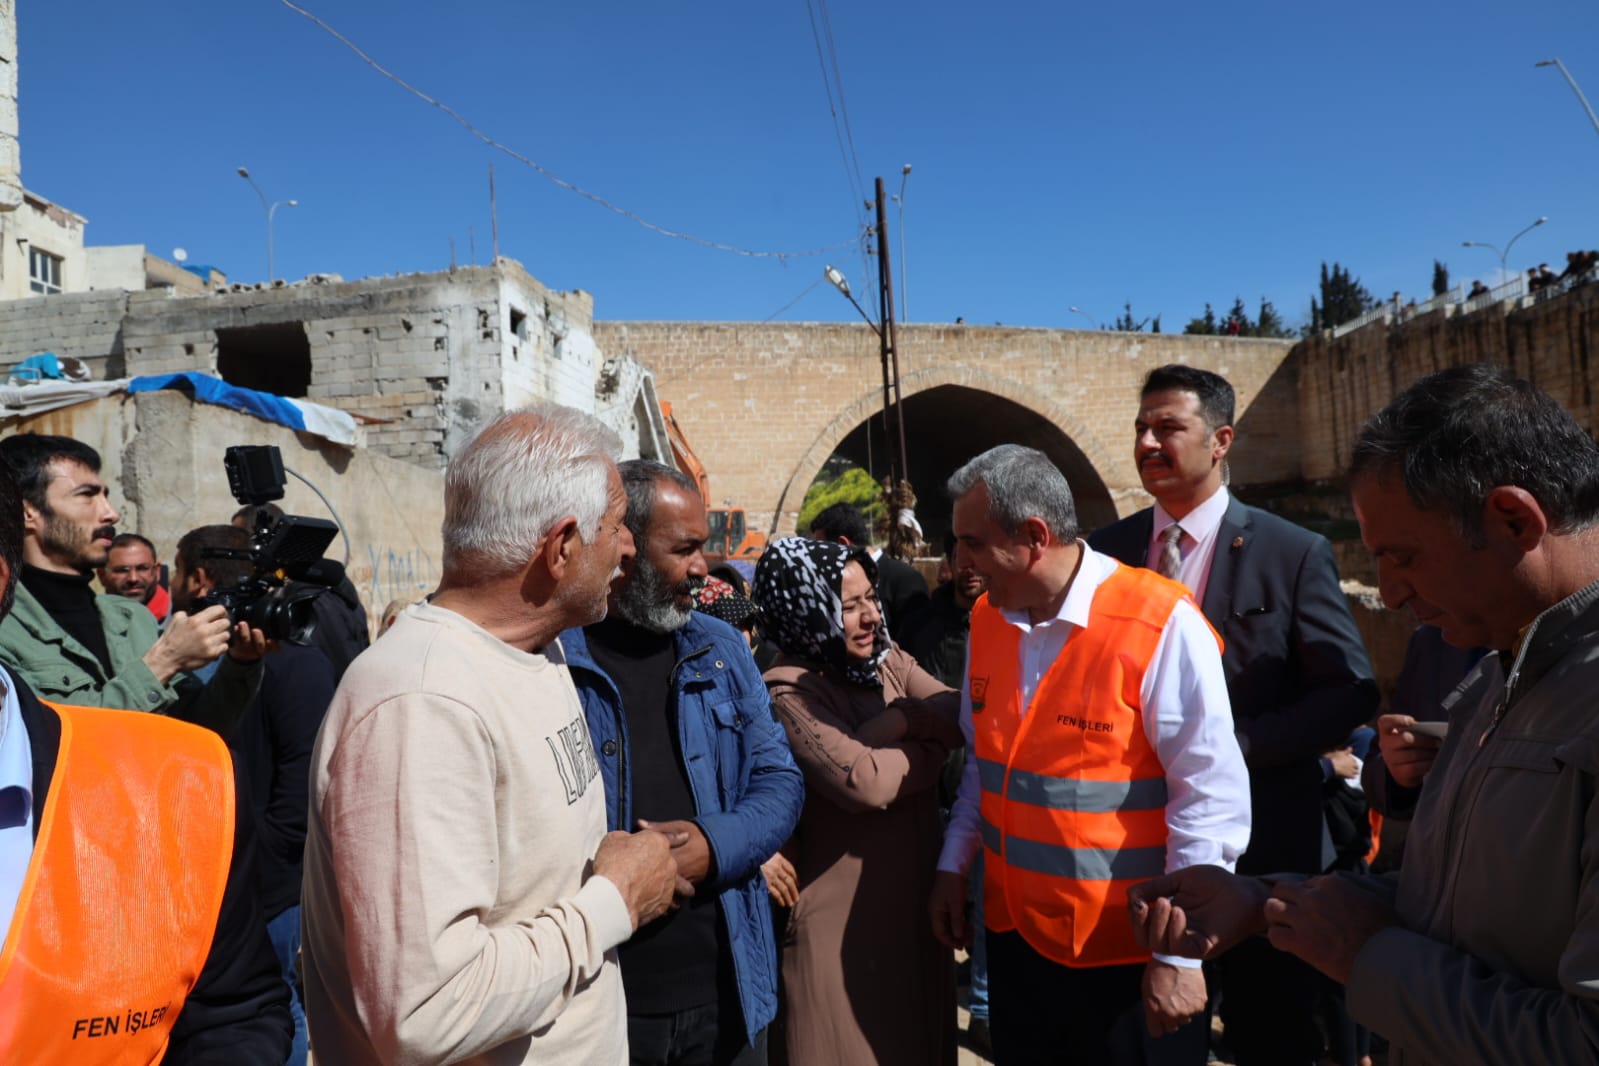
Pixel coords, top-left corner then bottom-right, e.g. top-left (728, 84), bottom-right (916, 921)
top-left (561, 612), bottom-right (803, 1045)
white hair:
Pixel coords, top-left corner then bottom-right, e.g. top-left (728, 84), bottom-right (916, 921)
top-left (442, 403), bottom-right (622, 577)
top-left (946, 444), bottom-right (1078, 542)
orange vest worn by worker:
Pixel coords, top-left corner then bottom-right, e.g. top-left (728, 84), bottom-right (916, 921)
top-left (0, 702), bottom-right (234, 1065)
top-left (969, 563), bottom-right (1219, 968)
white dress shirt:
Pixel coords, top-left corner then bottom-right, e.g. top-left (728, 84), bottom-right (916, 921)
top-left (936, 544), bottom-right (1251, 966)
top-left (0, 663), bottom-right (33, 940)
top-left (1146, 486), bottom-right (1232, 605)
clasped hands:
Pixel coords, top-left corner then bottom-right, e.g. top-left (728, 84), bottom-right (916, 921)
top-left (1127, 864), bottom-right (1398, 985)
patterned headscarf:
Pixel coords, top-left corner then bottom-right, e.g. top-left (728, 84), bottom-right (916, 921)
top-left (752, 536), bottom-right (890, 688)
top-left (691, 576), bottom-right (762, 630)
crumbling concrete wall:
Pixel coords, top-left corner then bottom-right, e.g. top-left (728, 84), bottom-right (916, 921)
top-left (1, 390), bottom-right (443, 632)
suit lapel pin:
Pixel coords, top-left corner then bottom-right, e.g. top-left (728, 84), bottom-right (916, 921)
top-left (1231, 536), bottom-right (1245, 549)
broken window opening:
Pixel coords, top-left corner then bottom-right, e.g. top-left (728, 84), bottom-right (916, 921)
top-left (215, 321), bottom-right (312, 398)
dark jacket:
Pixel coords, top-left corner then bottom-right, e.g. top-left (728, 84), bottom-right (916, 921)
top-left (1090, 495), bottom-right (1378, 874)
top-left (561, 612), bottom-right (804, 1046)
top-left (18, 677), bottom-right (292, 1064)
top-left (304, 577), bottom-right (370, 684)
top-left (229, 643), bottom-right (337, 919)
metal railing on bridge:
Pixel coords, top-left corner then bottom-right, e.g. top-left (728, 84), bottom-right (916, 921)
top-left (1326, 266), bottom-right (1595, 339)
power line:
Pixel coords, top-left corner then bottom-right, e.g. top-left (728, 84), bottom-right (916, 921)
top-left (803, 0), bottom-right (866, 212)
top-left (277, 0), bottom-right (861, 261)
top-left (801, 0), bottom-right (875, 291)
top-left (815, 0), bottom-right (866, 200)
top-left (762, 275), bottom-right (828, 322)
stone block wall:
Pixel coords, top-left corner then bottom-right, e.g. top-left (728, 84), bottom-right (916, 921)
top-left (0, 289), bottom-right (126, 375)
top-left (1296, 283), bottom-right (1599, 482)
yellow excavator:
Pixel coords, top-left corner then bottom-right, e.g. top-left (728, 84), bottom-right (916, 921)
top-left (660, 402), bottom-right (768, 563)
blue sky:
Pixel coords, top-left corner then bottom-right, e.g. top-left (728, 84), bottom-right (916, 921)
top-left (16, 0), bottom-right (1599, 330)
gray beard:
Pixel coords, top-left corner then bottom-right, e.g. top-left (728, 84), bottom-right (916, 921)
top-left (611, 555), bottom-right (699, 635)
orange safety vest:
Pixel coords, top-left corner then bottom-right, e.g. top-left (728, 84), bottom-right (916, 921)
top-left (0, 701), bottom-right (234, 1065)
top-left (970, 563), bottom-right (1220, 968)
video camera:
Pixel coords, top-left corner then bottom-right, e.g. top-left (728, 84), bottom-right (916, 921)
top-left (200, 445), bottom-right (344, 645)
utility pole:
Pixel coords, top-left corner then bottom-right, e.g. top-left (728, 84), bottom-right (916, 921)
top-left (874, 176), bottom-right (915, 559)
top-left (874, 178), bottom-right (908, 489)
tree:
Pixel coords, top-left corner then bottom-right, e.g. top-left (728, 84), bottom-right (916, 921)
top-left (1254, 297), bottom-right (1295, 339)
top-left (1112, 302), bottom-right (1159, 333)
top-left (1432, 259), bottom-right (1450, 297)
top-left (796, 466), bottom-right (886, 534)
top-left (1310, 262), bottom-right (1375, 331)
top-left (1183, 303), bottom-right (1218, 335)
top-left (1224, 297), bottom-right (1252, 336)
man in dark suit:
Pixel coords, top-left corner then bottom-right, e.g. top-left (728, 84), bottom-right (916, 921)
top-left (1089, 364), bottom-right (1377, 1066)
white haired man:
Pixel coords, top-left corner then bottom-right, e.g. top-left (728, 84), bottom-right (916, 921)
top-left (302, 405), bottom-right (681, 1066)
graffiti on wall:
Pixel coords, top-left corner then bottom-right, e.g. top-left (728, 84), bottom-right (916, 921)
top-left (361, 543), bottom-right (438, 616)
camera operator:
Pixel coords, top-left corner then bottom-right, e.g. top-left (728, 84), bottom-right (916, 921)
top-left (172, 523), bottom-right (335, 1066)
top-left (0, 435), bottom-right (268, 730)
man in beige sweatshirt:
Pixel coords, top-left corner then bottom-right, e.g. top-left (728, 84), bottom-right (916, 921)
top-left (302, 404), bottom-right (682, 1066)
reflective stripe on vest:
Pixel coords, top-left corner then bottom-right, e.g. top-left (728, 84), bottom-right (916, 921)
top-left (0, 702), bottom-right (235, 1065)
top-left (969, 563), bottom-right (1219, 968)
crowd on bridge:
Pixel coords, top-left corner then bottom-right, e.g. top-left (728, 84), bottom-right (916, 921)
top-left (2, 359), bottom-right (1598, 1066)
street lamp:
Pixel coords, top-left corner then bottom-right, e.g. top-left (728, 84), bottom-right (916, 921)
top-left (1462, 216), bottom-right (1548, 282)
top-left (891, 163), bottom-right (911, 322)
top-left (237, 166), bottom-right (298, 282)
top-left (1069, 305), bottom-right (1096, 328)
top-left (1536, 59), bottom-right (1599, 139)
top-left (824, 264), bottom-right (880, 334)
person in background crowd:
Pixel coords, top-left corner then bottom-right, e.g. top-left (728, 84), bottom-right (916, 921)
top-left (170, 523), bottom-right (338, 1066)
top-left (562, 460), bottom-right (803, 1066)
top-left (1360, 624), bottom-right (1490, 821)
top-left (0, 434), bottom-right (266, 729)
top-left (755, 536), bottom-right (963, 1066)
top-left (97, 531), bottom-right (170, 623)
top-left (1091, 365), bottom-right (1377, 1066)
top-left (301, 405), bottom-right (680, 1066)
top-left (0, 455), bottom-right (292, 1063)
top-left (1129, 364), bottom-right (1599, 1066)
top-left (907, 530), bottom-right (986, 690)
top-left (934, 444), bottom-right (1251, 1066)
top-left (808, 502), bottom-right (931, 639)
top-left (905, 528), bottom-right (991, 1055)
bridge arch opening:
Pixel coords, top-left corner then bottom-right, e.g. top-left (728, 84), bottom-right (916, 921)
top-left (824, 384), bottom-right (1118, 544)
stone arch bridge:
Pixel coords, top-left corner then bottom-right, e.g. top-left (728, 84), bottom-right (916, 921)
top-left (594, 322), bottom-right (1299, 539)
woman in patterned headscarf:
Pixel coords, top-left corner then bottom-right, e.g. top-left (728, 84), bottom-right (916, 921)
top-left (752, 537), bottom-right (962, 1066)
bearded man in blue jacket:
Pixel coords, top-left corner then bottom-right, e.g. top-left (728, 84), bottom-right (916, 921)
top-left (562, 459), bottom-right (803, 1066)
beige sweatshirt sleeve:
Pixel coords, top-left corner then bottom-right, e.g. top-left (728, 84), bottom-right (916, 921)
top-left (319, 692), bottom-right (632, 1065)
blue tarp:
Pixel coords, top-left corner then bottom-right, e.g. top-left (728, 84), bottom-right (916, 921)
top-left (126, 372), bottom-right (357, 445)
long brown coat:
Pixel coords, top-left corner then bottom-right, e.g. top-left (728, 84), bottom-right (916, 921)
top-left (764, 646), bottom-right (960, 1066)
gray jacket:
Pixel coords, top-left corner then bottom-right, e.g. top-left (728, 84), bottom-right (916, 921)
top-left (1347, 580), bottom-right (1599, 1064)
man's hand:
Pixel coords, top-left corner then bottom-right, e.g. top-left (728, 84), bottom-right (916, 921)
top-left (928, 869), bottom-right (970, 950)
top-left (144, 606), bottom-right (234, 682)
top-left (1264, 876), bottom-right (1398, 984)
top-left (225, 622), bottom-right (275, 663)
top-left (593, 830), bottom-right (679, 930)
top-left (636, 818), bottom-right (713, 886)
top-left (1376, 713), bottom-right (1443, 788)
top-left (1142, 960), bottom-right (1207, 1037)
top-left (1127, 865), bottom-right (1269, 960)
top-left (1324, 747), bottom-right (1360, 779)
top-left (761, 852), bottom-right (800, 908)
